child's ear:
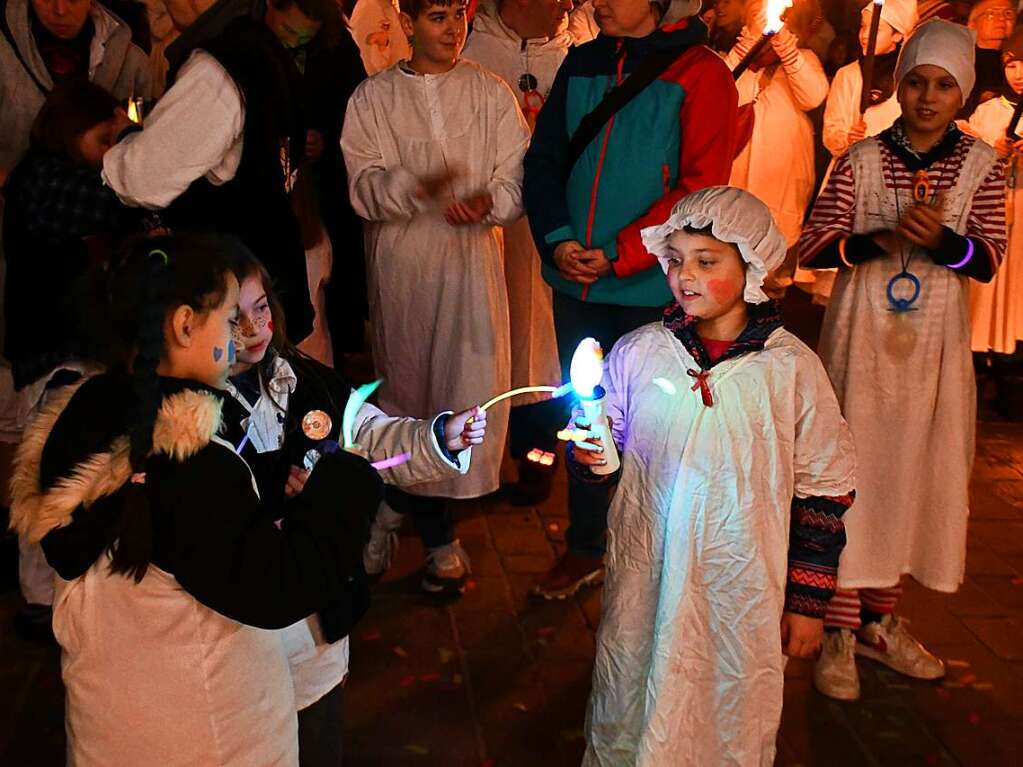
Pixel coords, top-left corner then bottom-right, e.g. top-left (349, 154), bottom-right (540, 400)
top-left (893, 32), bottom-right (904, 45)
top-left (169, 305), bottom-right (196, 349)
top-left (399, 11), bottom-right (414, 40)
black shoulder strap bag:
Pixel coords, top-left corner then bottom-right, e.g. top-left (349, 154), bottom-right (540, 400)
top-left (566, 43), bottom-right (687, 170)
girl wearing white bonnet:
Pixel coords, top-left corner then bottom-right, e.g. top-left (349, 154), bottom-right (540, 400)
top-left (574, 186), bottom-right (855, 766)
top-left (799, 19), bottom-right (1007, 701)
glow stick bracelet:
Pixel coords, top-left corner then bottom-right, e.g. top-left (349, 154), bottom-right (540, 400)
top-left (370, 452), bottom-right (412, 470)
top-left (947, 238), bottom-right (974, 270)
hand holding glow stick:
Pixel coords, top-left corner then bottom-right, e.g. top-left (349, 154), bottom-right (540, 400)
top-left (557, 338), bottom-right (620, 475)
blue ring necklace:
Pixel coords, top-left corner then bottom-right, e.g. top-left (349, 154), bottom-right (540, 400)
top-left (886, 164), bottom-right (933, 312)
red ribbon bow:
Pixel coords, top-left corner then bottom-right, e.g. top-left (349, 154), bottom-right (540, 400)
top-left (687, 369), bottom-right (714, 407)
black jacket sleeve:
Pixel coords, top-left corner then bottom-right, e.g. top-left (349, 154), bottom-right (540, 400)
top-left (149, 441), bottom-right (382, 629)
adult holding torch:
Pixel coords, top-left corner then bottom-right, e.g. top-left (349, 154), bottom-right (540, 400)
top-left (523, 0), bottom-right (738, 599)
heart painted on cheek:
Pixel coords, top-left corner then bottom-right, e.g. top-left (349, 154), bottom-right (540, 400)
top-left (213, 347), bottom-right (224, 362)
top-left (707, 278), bottom-right (739, 304)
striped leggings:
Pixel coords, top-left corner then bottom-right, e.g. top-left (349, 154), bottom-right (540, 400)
top-left (824, 584), bottom-right (903, 630)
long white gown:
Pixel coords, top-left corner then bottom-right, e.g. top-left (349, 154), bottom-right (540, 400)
top-left (584, 323), bottom-right (855, 767)
top-left (968, 96), bottom-right (1023, 354)
top-left (463, 8), bottom-right (566, 400)
top-left (807, 137), bottom-right (1004, 591)
top-left (341, 59), bottom-right (530, 498)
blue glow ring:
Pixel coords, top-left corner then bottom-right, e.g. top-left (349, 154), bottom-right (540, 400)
top-left (886, 271), bottom-right (921, 311)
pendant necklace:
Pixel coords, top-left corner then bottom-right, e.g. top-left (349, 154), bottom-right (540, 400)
top-left (886, 157), bottom-right (940, 312)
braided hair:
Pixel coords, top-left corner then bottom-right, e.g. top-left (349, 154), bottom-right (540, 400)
top-left (100, 234), bottom-right (237, 582)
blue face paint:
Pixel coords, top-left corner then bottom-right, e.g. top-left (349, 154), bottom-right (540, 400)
top-left (213, 346), bottom-right (224, 362)
top-left (227, 339), bottom-right (237, 364)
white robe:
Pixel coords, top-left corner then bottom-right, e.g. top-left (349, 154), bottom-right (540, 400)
top-left (728, 48), bottom-right (829, 247)
top-left (341, 60), bottom-right (529, 498)
top-left (584, 323), bottom-right (855, 767)
top-left (968, 96), bottom-right (1023, 354)
top-left (463, 10), bottom-right (566, 401)
top-left (820, 138), bottom-right (998, 592)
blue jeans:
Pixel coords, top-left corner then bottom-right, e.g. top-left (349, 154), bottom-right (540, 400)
top-left (553, 292), bottom-right (664, 558)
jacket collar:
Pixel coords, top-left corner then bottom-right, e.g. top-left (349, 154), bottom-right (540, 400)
top-left (9, 375), bottom-right (225, 544)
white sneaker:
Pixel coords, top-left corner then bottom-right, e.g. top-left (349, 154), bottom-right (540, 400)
top-left (422, 539), bottom-right (471, 596)
top-left (814, 629), bottom-right (860, 701)
top-left (856, 614), bottom-right (945, 680)
top-left (362, 502), bottom-right (403, 577)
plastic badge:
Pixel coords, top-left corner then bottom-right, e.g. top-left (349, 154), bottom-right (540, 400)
top-left (302, 410), bottom-right (332, 440)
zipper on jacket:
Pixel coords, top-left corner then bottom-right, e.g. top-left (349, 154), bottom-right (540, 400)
top-left (581, 40), bottom-right (627, 301)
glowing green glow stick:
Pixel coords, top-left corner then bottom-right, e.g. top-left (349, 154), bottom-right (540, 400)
top-left (343, 379), bottom-right (382, 448)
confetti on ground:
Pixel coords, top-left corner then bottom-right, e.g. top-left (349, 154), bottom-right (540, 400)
top-left (438, 648), bottom-right (454, 664)
top-left (972, 682), bottom-right (994, 690)
top-left (513, 702), bottom-right (529, 712)
top-left (960, 673), bottom-right (977, 685)
top-left (967, 712), bottom-right (981, 725)
top-left (399, 675), bottom-right (416, 688)
top-left (404, 743), bottom-right (430, 755)
top-left (393, 646), bottom-right (409, 659)
top-left (420, 672), bottom-right (441, 683)
top-left (947, 659), bottom-right (970, 668)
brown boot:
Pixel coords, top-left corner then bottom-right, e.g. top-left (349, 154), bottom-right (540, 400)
top-left (531, 552), bottom-right (604, 600)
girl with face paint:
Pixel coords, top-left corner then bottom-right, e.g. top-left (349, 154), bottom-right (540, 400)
top-left (8, 234), bottom-right (408, 766)
top-left (222, 250), bottom-right (488, 764)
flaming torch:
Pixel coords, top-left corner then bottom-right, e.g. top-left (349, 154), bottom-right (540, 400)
top-left (557, 338), bottom-right (620, 476)
top-left (859, 0), bottom-right (885, 115)
top-left (732, 0), bottom-right (791, 80)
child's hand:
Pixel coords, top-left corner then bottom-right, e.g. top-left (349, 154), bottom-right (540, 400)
top-left (568, 413), bottom-right (612, 469)
top-left (445, 406), bottom-right (486, 452)
top-left (553, 241), bottom-right (601, 285)
top-left (416, 170), bottom-right (457, 200)
top-left (444, 193), bottom-right (493, 226)
top-left (898, 192), bottom-right (945, 251)
top-left (284, 465), bottom-right (311, 498)
top-left (770, 27), bottom-right (799, 59)
top-left (780, 612), bottom-right (823, 658)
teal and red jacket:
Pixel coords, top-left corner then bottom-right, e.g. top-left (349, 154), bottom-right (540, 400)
top-left (523, 20), bottom-right (738, 307)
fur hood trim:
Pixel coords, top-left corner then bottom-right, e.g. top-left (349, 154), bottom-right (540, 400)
top-left (9, 378), bottom-right (224, 544)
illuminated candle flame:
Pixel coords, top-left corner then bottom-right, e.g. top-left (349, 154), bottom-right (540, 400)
top-left (764, 0), bottom-right (791, 34)
top-left (570, 338), bottom-right (604, 399)
top-left (127, 98), bottom-right (141, 124)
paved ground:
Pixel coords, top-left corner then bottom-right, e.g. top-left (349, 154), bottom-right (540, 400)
top-left (1, 295), bottom-right (1021, 766)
